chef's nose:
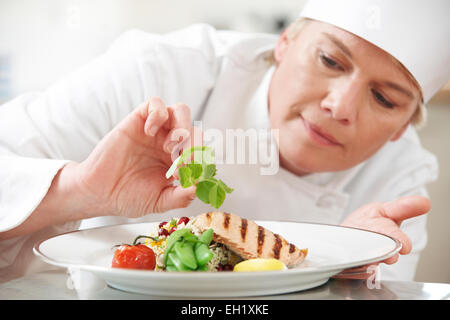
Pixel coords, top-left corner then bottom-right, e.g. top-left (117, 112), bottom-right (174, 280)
top-left (320, 78), bottom-right (363, 125)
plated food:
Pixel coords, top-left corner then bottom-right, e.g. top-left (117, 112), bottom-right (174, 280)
top-left (35, 219), bottom-right (400, 296)
top-left (111, 212), bottom-right (308, 272)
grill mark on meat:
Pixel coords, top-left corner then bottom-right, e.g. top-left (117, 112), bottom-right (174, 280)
top-left (257, 226), bottom-right (265, 255)
top-left (223, 212), bottom-right (230, 229)
top-left (289, 243), bottom-right (296, 254)
top-left (192, 212), bottom-right (308, 268)
top-left (272, 234), bottom-right (282, 259)
top-left (240, 218), bottom-right (248, 242)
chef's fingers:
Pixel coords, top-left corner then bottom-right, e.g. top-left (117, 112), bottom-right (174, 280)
top-left (163, 103), bottom-right (192, 153)
top-left (331, 273), bottom-right (370, 280)
top-left (157, 185), bottom-right (197, 212)
top-left (382, 253), bottom-right (399, 265)
top-left (381, 196), bottom-right (430, 225)
top-left (164, 128), bottom-right (190, 156)
top-left (143, 97), bottom-right (170, 137)
top-left (388, 227), bottom-right (413, 255)
top-left (332, 263), bottom-right (379, 280)
top-left (164, 102), bottom-right (192, 130)
top-left (166, 126), bottom-right (204, 165)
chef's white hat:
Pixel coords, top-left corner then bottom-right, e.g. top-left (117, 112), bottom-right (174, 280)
top-left (299, 0), bottom-right (450, 103)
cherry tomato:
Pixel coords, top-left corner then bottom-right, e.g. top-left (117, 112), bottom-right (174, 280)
top-left (111, 244), bottom-right (156, 270)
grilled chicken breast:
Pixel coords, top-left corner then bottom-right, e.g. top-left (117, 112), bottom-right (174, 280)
top-left (193, 212), bottom-right (308, 268)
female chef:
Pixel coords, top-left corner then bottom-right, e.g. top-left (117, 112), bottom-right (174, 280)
top-left (0, 0), bottom-right (448, 282)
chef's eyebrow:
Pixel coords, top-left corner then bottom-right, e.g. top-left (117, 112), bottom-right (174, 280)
top-left (322, 32), bottom-right (352, 59)
top-left (323, 32), bottom-right (414, 99)
top-left (382, 81), bottom-right (414, 99)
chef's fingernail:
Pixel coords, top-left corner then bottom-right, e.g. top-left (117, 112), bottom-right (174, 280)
top-left (171, 129), bottom-right (189, 142)
top-left (165, 141), bottom-right (176, 153)
top-left (149, 125), bottom-right (159, 136)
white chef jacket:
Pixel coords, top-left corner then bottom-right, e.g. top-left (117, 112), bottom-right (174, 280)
top-left (0, 24), bottom-right (438, 282)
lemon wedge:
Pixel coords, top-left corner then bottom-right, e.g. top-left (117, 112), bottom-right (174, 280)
top-left (233, 258), bottom-right (286, 272)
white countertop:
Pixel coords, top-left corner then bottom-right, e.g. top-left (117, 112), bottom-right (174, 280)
top-left (1, 268), bottom-right (449, 300)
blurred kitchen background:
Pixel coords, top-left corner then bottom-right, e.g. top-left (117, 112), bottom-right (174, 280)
top-left (0, 0), bottom-right (448, 283)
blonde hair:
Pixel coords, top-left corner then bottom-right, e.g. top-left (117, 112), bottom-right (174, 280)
top-left (272, 18), bottom-right (426, 128)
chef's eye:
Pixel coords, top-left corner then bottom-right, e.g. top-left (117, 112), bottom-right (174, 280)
top-left (319, 52), bottom-right (344, 71)
top-left (371, 88), bottom-right (395, 109)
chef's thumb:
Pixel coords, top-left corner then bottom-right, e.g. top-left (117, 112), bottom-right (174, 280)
top-left (158, 185), bottom-right (197, 211)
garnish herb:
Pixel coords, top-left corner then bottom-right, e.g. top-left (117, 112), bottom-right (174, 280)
top-left (165, 146), bottom-right (233, 209)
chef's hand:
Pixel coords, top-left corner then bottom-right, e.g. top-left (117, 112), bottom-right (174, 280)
top-left (0, 97), bottom-right (201, 240)
top-left (333, 195), bottom-right (430, 280)
top-left (75, 96), bottom-right (201, 217)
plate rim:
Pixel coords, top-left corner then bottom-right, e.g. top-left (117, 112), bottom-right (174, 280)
top-left (33, 219), bottom-right (402, 278)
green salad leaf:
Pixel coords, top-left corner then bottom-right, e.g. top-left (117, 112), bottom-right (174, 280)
top-left (163, 228), bottom-right (214, 271)
top-left (165, 146), bottom-right (233, 209)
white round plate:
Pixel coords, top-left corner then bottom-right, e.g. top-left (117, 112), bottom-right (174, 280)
top-left (34, 221), bottom-right (401, 297)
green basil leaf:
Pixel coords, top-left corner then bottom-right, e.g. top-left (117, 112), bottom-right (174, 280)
top-left (218, 179), bottom-right (234, 194)
top-left (192, 150), bottom-right (214, 165)
top-left (202, 164), bottom-right (217, 179)
top-left (196, 180), bottom-right (216, 204)
top-left (180, 146), bottom-right (214, 164)
top-left (179, 166), bottom-right (193, 188)
top-left (188, 163), bottom-right (203, 180)
top-left (208, 183), bottom-right (226, 209)
top-left (167, 146), bottom-right (232, 210)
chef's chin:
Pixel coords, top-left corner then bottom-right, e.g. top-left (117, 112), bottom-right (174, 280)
top-left (278, 146), bottom-right (321, 177)
top-left (277, 140), bottom-right (346, 176)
